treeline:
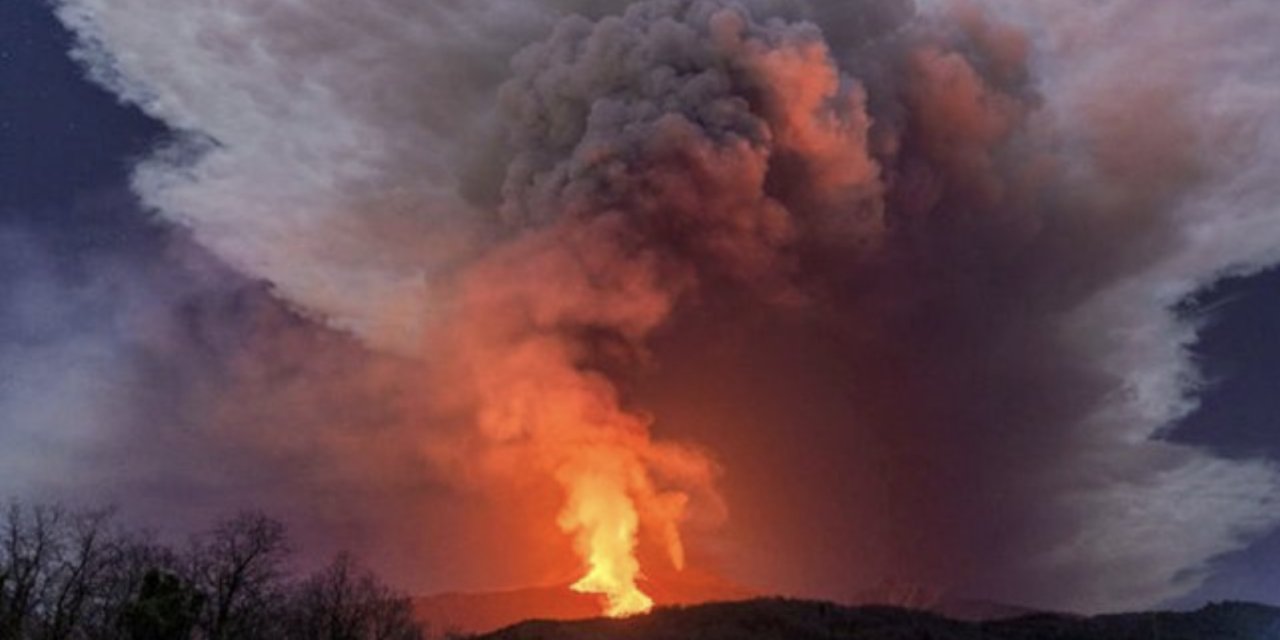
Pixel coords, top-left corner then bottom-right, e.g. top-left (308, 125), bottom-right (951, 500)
top-left (0, 503), bottom-right (423, 640)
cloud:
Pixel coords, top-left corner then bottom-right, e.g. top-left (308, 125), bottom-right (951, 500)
top-left (0, 198), bottom-right (495, 594)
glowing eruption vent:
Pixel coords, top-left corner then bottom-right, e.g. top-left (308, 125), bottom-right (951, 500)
top-left (563, 466), bottom-right (654, 616)
top-left (452, 224), bottom-right (711, 617)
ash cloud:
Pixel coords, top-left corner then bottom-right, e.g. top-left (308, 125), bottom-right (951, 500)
top-left (39, 0), bottom-right (1280, 612)
top-left (0, 197), bottom-right (499, 593)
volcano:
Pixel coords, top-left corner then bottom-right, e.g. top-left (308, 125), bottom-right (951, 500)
top-left (470, 599), bottom-right (1280, 640)
top-left (411, 576), bottom-right (1040, 636)
top-left (413, 570), bottom-right (754, 636)
top-left (43, 0), bottom-right (1280, 626)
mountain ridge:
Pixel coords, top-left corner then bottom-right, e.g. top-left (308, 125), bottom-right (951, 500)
top-left (469, 598), bottom-right (1280, 640)
top-left (413, 571), bottom-right (754, 636)
top-left (413, 579), bottom-right (1032, 636)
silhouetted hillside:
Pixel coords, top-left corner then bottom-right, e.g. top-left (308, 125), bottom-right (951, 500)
top-left (415, 579), bottom-right (1034, 635)
top-left (414, 570), bottom-right (754, 635)
top-left (474, 598), bottom-right (1280, 640)
top-left (846, 582), bottom-right (1036, 622)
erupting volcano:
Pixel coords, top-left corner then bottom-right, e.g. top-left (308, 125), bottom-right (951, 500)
top-left (437, 2), bottom-right (889, 614)
top-left (49, 0), bottom-right (1280, 624)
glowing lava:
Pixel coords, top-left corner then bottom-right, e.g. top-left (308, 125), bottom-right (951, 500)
top-left (559, 459), bottom-right (654, 617)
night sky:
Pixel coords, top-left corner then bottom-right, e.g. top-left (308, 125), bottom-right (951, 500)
top-left (4, 0), bottom-right (1280, 610)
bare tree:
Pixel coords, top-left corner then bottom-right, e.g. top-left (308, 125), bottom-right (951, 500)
top-left (0, 505), bottom-right (130, 640)
top-left (187, 511), bottom-right (289, 640)
top-left (0, 504), bottom-right (425, 640)
top-left (86, 534), bottom-right (184, 640)
top-left (37, 509), bottom-right (120, 640)
top-left (114, 568), bottom-right (203, 640)
top-left (0, 503), bottom-right (62, 638)
top-left (283, 552), bottom-right (422, 640)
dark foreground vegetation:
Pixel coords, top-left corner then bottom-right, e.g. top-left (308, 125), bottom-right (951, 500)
top-left (0, 503), bottom-right (422, 640)
top-left (9, 502), bottom-right (1277, 640)
top-left (478, 598), bottom-right (1280, 640)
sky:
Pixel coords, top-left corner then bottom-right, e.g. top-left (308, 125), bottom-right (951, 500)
top-left (3, 0), bottom-right (1280, 613)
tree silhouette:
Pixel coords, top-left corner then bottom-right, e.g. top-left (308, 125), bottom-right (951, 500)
top-left (187, 512), bottom-right (289, 640)
top-left (117, 569), bottom-right (204, 640)
top-left (0, 502), bottom-right (425, 640)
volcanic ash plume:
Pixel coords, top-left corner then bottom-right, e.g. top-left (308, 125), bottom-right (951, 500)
top-left (436, 4), bottom-right (885, 612)
top-left (55, 0), bottom-right (1280, 614)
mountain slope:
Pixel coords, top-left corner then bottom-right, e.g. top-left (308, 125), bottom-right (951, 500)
top-left (414, 571), bottom-right (754, 636)
top-left (474, 598), bottom-right (1280, 640)
top-left (414, 579), bottom-right (1034, 636)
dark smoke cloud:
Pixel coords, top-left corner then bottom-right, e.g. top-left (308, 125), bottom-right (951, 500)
top-left (33, 0), bottom-right (1280, 612)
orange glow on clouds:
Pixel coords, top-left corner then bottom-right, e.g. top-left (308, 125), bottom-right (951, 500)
top-left (430, 5), bottom-right (887, 616)
top-left (439, 222), bottom-right (720, 618)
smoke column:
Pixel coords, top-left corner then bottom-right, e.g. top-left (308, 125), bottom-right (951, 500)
top-left (432, 4), bottom-right (894, 611)
top-left (54, 0), bottom-right (1280, 613)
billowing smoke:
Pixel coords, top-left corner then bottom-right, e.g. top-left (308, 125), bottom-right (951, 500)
top-left (48, 0), bottom-right (1280, 613)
